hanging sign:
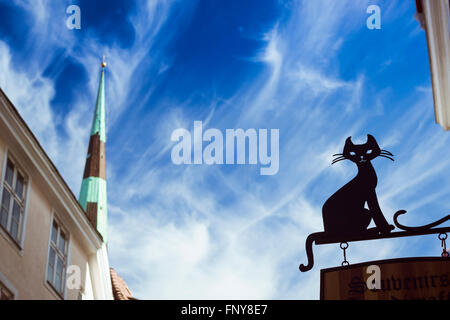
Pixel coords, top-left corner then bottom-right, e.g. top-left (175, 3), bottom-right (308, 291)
top-left (320, 257), bottom-right (450, 300)
top-left (298, 135), bottom-right (450, 273)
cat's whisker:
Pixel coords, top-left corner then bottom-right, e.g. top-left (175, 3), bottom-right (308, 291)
top-left (332, 153), bottom-right (343, 157)
top-left (379, 154), bottom-right (394, 161)
top-left (380, 153), bottom-right (394, 158)
top-left (380, 149), bottom-right (394, 156)
top-left (331, 156), bottom-right (345, 163)
top-left (331, 158), bottom-right (346, 165)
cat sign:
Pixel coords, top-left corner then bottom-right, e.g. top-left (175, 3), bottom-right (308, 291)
top-left (320, 257), bottom-right (450, 300)
top-left (299, 135), bottom-right (450, 273)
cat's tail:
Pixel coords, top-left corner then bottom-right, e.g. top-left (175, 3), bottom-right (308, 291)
top-left (299, 232), bottom-right (325, 272)
top-left (394, 210), bottom-right (450, 232)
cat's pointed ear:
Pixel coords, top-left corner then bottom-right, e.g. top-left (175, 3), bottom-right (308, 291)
top-left (345, 136), bottom-right (354, 147)
top-left (343, 136), bottom-right (353, 153)
top-left (367, 134), bottom-right (379, 147)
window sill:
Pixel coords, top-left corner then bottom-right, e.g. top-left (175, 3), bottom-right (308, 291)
top-left (44, 281), bottom-right (64, 300)
top-left (0, 224), bottom-right (23, 255)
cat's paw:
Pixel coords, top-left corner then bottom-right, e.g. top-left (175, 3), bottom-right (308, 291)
top-left (379, 224), bottom-right (394, 234)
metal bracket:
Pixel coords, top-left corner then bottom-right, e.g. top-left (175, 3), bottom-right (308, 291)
top-left (299, 210), bottom-right (450, 272)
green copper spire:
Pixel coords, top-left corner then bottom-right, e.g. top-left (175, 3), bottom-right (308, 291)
top-left (91, 64), bottom-right (106, 142)
top-left (79, 58), bottom-right (108, 242)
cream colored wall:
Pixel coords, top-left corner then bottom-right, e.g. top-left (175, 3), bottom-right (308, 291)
top-left (0, 136), bottom-right (91, 300)
top-left (66, 239), bottom-right (88, 300)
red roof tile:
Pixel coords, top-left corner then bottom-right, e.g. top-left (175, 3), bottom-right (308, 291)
top-left (110, 268), bottom-right (135, 300)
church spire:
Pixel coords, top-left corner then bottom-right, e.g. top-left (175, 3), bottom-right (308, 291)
top-left (79, 57), bottom-right (108, 242)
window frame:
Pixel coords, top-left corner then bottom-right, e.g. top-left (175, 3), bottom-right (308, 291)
top-left (0, 271), bottom-right (17, 300)
top-left (0, 281), bottom-right (14, 300)
top-left (0, 149), bottom-right (30, 250)
top-left (45, 214), bottom-right (71, 299)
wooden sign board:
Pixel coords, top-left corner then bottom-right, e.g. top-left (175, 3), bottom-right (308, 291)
top-left (320, 257), bottom-right (449, 300)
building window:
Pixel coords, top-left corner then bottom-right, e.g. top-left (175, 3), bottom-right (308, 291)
top-left (46, 219), bottom-right (68, 296)
top-left (0, 158), bottom-right (27, 243)
top-left (0, 281), bottom-right (13, 300)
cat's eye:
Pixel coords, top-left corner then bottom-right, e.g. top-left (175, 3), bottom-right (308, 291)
top-left (349, 152), bottom-right (356, 156)
top-left (366, 149), bottom-right (373, 154)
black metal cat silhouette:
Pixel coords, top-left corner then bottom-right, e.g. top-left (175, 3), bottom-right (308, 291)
top-left (324, 134), bottom-right (394, 237)
top-left (299, 134), bottom-right (450, 272)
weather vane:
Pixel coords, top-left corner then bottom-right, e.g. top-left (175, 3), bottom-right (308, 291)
top-left (101, 55), bottom-right (107, 68)
top-left (299, 134), bottom-right (450, 272)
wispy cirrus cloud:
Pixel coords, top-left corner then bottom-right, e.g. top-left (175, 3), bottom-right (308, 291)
top-left (107, 0), bottom-right (448, 299)
top-left (1, 0), bottom-right (190, 190)
top-left (0, 0), bottom-right (448, 300)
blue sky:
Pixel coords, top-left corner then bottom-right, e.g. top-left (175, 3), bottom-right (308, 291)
top-left (0, 0), bottom-right (449, 299)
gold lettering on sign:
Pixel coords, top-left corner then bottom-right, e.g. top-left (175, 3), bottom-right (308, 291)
top-left (321, 257), bottom-right (449, 300)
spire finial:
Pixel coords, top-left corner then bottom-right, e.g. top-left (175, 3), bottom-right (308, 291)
top-left (101, 55), bottom-right (107, 69)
